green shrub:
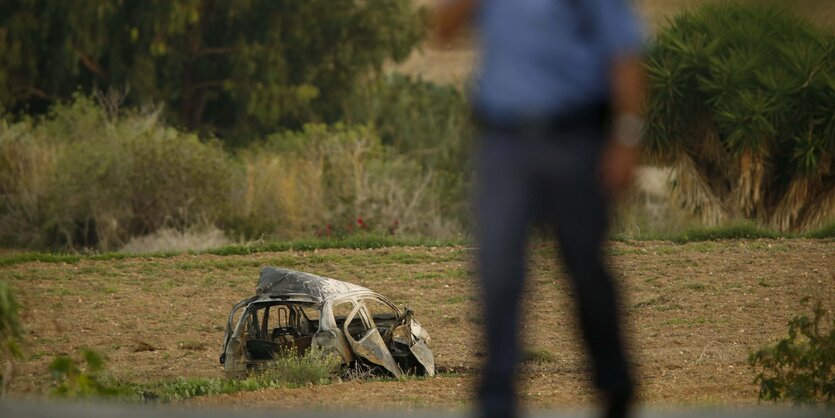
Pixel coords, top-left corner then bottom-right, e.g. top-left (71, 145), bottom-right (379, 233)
top-left (0, 81), bottom-right (471, 250)
top-left (521, 349), bottom-right (558, 364)
top-left (155, 376), bottom-right (264, 401)
top-left (671, 220), bottom-right (780, 243)
top-left (46, 346), bottom-right (341, 402)
top-left (0, 96), bottom-right (239, 250)
top-left (232, 123), bottom-right (462, 240)
top-left (48, 349), bottom-right (127, 399)
top-left (0, 281), bottom-right (24, 396)
top-left (748, 299), bottom-right (834, 405)
top-left (47, 100), bottom-right (238, 249)
top-left (152, 347), bottom-right (340, 401)
top-left (805, 221), bottom-right (835, 239)
top-left (261, 346), bottom-right (342, 387)
top-left (343, 74), bottom-right (474, 233)
top-left (344, 74), bottom-right (471, 163)
top-left (644, 3), bottom-right (835, 232)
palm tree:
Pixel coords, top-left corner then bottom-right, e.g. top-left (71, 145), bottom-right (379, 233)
top-left (644, 4), bottom-right (834, 231)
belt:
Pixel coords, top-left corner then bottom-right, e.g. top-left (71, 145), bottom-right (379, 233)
top-left (472, 102), bottom-right (610, 138)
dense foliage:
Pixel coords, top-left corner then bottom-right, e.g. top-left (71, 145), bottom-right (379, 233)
top-left (0, 94), bottom-right (466, 250)
top-left (0, 0), bottom-right (425, 143)
top-left (0, 96), bottom-right (237, 249)
top-left (0, 280), bottom-right (23, 396)
top-left (48, 349), bottom-right (125, 398)
top-left (644, 4), bottom-right (835, 231)
top-left (749, 299), bottom-right (834, 405)
top-left (344, 74), bottom-right (474, 232)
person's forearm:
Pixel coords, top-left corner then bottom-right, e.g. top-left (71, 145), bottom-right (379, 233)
top-left (434, 0), bottom-right (477, 42)
top-left (609, 53), bottom-right (646, 147)
top-left (610, 54), bottom-right (645, 116)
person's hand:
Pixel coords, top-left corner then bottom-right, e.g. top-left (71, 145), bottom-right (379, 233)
top-left (599, 140), bottom-right (638, 200)
top-left (433, 0), bottom-right (477, 44)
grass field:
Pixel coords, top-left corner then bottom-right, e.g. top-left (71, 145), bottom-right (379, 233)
top-left (2, 238), bottom-right (832, 409)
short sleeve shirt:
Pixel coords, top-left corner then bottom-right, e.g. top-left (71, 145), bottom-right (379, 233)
top-left (473, 0), bottom-right (644, 122)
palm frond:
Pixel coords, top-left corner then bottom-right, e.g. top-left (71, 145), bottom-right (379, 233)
top-left (670, 153), bottom-right (727, 226)
top-left (796, 183), bottom-right (835, 232)
top-left (646, 2), bottom-right (834, 231)
top-left (771, 177), bottom-right (812, 232)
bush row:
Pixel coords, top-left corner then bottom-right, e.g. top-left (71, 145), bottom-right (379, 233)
top-left (0, 94), bottom-right (466, 251)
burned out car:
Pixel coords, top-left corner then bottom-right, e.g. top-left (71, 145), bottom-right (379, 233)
top-left (220, 267), bottom-right (434, 378)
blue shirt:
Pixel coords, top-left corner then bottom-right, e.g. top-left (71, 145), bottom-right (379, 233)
top-left (473, 0), bottom-right (643, 122)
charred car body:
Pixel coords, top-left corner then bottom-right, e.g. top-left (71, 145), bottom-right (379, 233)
top-left (220, 267), bottom-right (434, 378)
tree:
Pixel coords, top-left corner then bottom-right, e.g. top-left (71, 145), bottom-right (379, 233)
top-left (0, 0), bottom-right (425, 143)
top-left (643, 4), bottom-right (835, 231)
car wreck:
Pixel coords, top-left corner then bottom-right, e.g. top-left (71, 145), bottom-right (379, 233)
top-left (220, 267), bottom-right (434, 378)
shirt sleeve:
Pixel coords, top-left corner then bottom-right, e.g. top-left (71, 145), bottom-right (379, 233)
top-left (587, 0), bottom-right (645, 56)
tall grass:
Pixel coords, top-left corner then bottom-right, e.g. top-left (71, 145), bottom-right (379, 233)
top-left (149, 348), bottom-right (341, 400)
top-left (0, 96), bottom-right (237, 250)
top-left (48, 347), bottom-right (342, 401)
top-left (0, 95), bottom-right (467, 251)
top-left (232, 124), bottom-right (458, 240)
top-left (0, 281), bottom-right (24, 396)
top-left (1, 74), bottom-right (830, 251)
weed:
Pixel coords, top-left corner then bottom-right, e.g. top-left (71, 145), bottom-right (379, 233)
top-left (177, 340), bottom-right (207, 351)
top-left (632, 295), bottom-right (669, 309)
top-left (48, 349), bottom-right (127, 399)
top-left (683, 283), bottom-right (708, 291)
top-left (749, 299), bottom-right (834, 405)
top-left (522, 349), bottom-right (558, 364)
top-left (0, 281), bottom-right (24, 396)
top-left (805, 222), bottom-right (835, 239)
top-left (445, 295), bottom-right (467, 304)
top-left (340, 362), bottom-right (377, 381)
top-left (671, 222), bottom-right (779, 243)
top-left (261, 347), bottom-right (342, 387)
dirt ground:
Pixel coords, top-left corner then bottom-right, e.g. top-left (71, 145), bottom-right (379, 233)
top-left (2, 239), bottom-right (832, 410)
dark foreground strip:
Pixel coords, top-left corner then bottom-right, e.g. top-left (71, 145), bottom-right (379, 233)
top-left (0, 402), bottom-right (830, 418)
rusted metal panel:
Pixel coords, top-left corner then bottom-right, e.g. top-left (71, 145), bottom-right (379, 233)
top-left (408, 339), bottom-right (435, 377)
top-left (346, 328), bottom-right (403, 378)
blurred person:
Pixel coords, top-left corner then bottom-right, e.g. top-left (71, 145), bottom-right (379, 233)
top-left (435, 1), bottom-right (646, 418)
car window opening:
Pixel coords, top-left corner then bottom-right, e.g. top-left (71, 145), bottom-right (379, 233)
top-left (242, 302), bottom-right (319, 361)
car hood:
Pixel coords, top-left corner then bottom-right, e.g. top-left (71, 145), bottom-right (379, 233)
top-left (256, 267), bottom-right (370, 302)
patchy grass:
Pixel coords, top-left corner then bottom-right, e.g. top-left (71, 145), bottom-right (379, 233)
top-left (177, 340), bottom-right (207, 351)
top-left (2, 239), bottom-right (833, 409)
top-left (805, 221), bottom-right (835, 239)
top-left (69, 347), bottom-right (344, 402)
top-left (669, 222), bottom-right (780, 243)
top-left (135, 348), bottom-right (342, 401)
top-left (3, 221), bottom-right (831, 268)
top-left (0, 235), bottom-right (464, 268)
top-left (207, 235), bottom-right (465, 256)
top-left (522, 349), bottom-right (559, 364)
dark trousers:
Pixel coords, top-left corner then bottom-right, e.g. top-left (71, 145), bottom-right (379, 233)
top-left (475, 123), bottom-right (633, 418)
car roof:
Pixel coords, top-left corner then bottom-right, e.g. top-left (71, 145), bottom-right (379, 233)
top-left (256, 267), bottom-right (371, 303)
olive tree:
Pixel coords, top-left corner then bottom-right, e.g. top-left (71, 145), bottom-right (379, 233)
top-left (0, 0), bottom-right (425, 144)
